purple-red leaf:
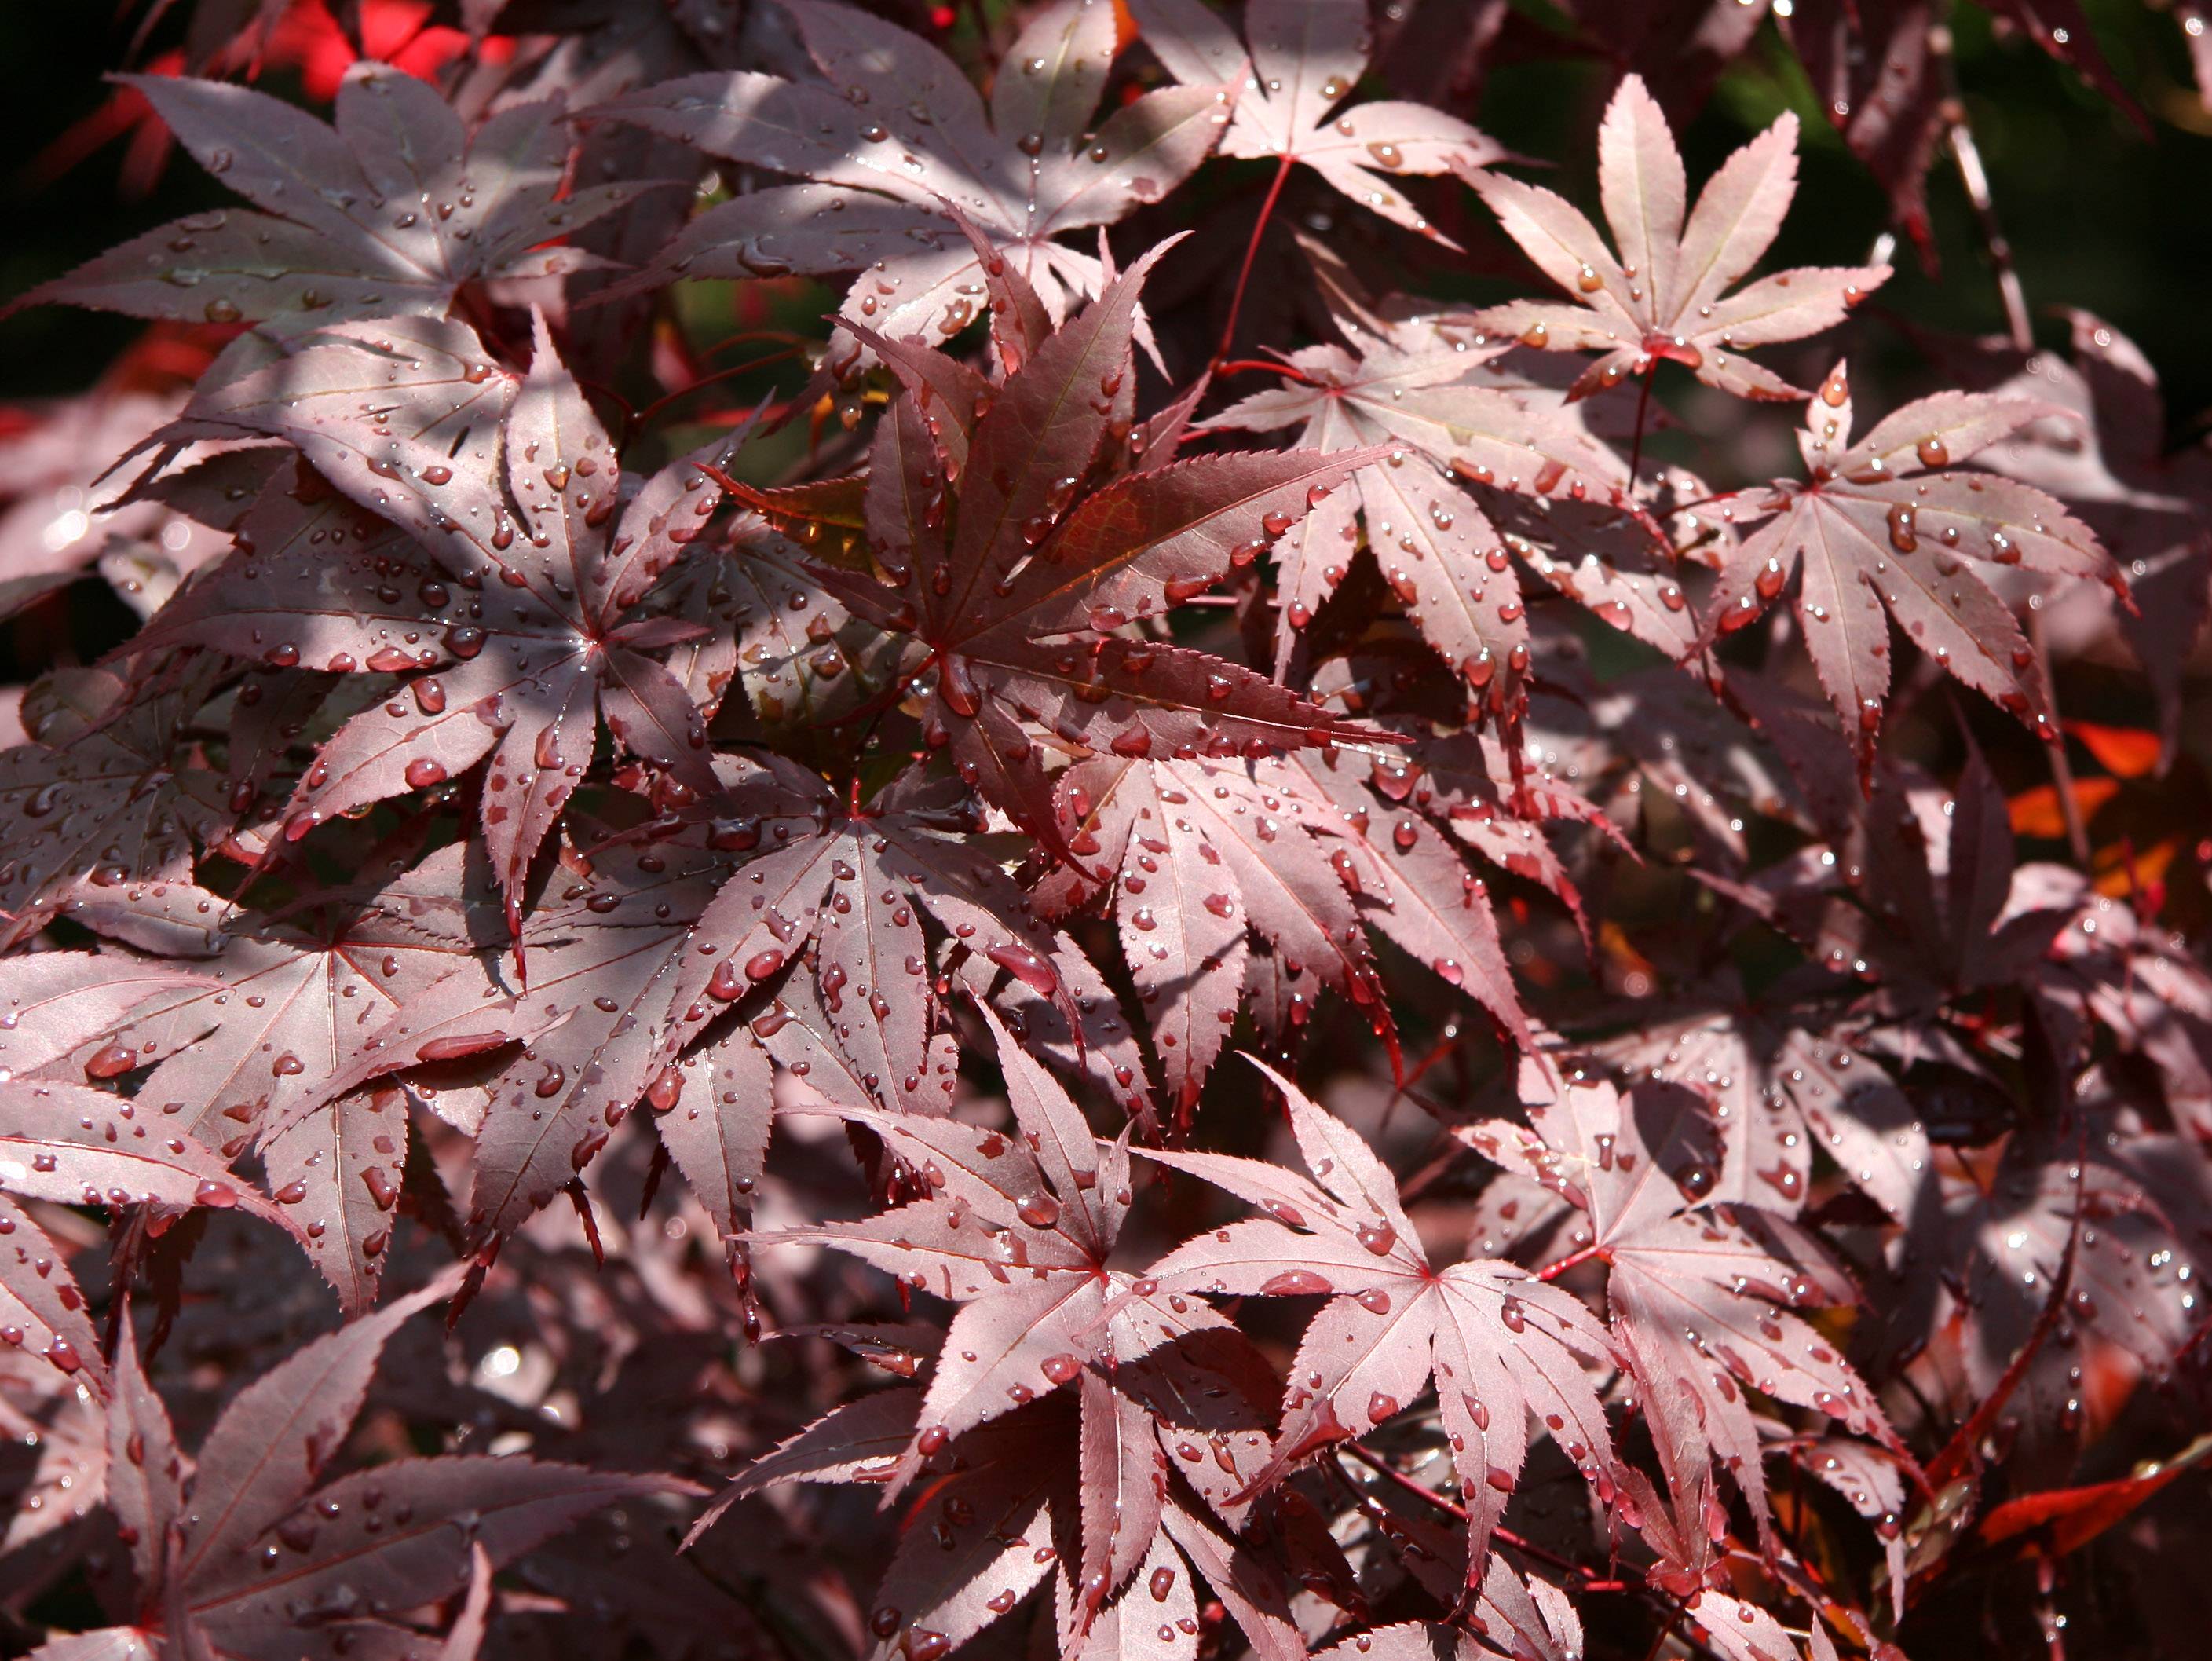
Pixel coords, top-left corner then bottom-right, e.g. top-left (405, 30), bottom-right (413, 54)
top-left (1470, 75), bottom-right (1889, 401)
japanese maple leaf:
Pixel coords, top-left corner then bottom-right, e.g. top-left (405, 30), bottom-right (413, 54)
top-left (57, 861), bottom-right (522, 1308)
top-left (1695, 363), bottom-right (2121, 769)
top-left (1781, 2), bottom-right (2141, 254)
top-left (0, 947), bottom-right (258, 1341)
top-left (146, 312), bottom-right (726, 927)
top-left (439, 758), bottom-right (1133, 1244)
top-left (0, 1195), bottom-right (105, 1393)
top-left (1304, 1467), bottom-right (1600, 1661)
top-left (1036, 730), bottom-right (1572, 1114)
top-left (734, 1398), bottom-right (1079, 1661)
top-left (0, 950), bottom-right (216, 1085)
top-left (1311, 1602), bottom-right (1589, 1661)
top-left (1201, 304), bottom-right (1629, 694)
top-left (1468, 75), bottom-right (1890, 401)
top-left (1610, 1464), bottom-right (1846, 1661)
top-left (658, 507), bottom-right (899, 748)
top-left (62, 864), bottom-right (505, 1152)
top-left (66, 1275), bottom-right (692, 1661)
top-left (1777, 2), bottom-right (1951, 254)
top-left (0, 1074), bottom-right (302, 1245)
top-left (124, 448), bottom-right (451, 682)
top-left (749, 1004), bottom-right (1250, 1501)
top-left (1983, 310), bottom-right (2212, 766)
top-left (1794, 1432), bottom-right (1912, 1619)
top-left (1144, 1058), bottom-right (1617, 1573)
top-left (14, 64), bottom-right (646, 334)
top-left (118, 448), bottom-right (486, 841)
top-left (0, 1332), bottom-right (106, 1567)
top-left (1585, 986), bottom-right (1932, 1224)
top-left (1128, 0), bottom-right (1504, 242)
top-left (306, 830), bottom-right (729, 1252)
top-left (594, 0), bottom-right (1230, 348)
top-left (2020, 866), bottom-right (2212, 1140)
top-left (1523, 663), bottom-right (1815, 869)
top-left (1035, 751), bottom-right (1389, 1111)
top-left (0, 387), bottom-right (231, 627)
top-left (1497, 457), bottom-right (1723, 663)
top-left (1290, 733), bottom-right (1588, 980)
top-left (791, 241), bottom-right (1386, 861)
top-left (1463, 1054), bottom-right (1901, 1542)
top-left (1726, 737), bottom-right (2084, 1004)
top-left (0, 662), bottom-right (229, 948)
top-left (656, 756), bottom-right (1133, 1103)
top-left (698, 1372), bottom-right (1293, 1661)
top-left (1885, 1129), bottom-right (2204, 1463)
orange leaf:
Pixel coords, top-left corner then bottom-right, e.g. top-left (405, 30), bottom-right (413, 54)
top-left (2065, 721), bottom-right (2162, 779)
top-left (1976, 1432), bottom-right (2212, 1557)
top-left (2093, 838), bottom-right (2176, 901)
top-left (2007, 778), bottom-right (2119, 839)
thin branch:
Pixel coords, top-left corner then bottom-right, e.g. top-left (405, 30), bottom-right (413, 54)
top-left (1943, 89), bottom-right (2031, 353)
top-left (1666, 488), bottom-right (1746, 518)
top-left (706, 328), bottom-right (810, 357)
top-left (2029, 608), bottom-right (2093, 863)
top-left (1627, 359), bottom-right (1659, 492)
top-left (631, 348), bottom-right (810, 434)
top-left (1215, 357), bottom-right (1321, 386)
top-left (1537, 1242), bottom-right (1604, 1282)
top-left (1943, 63), bottom-right (2093, 865)
top-left (1216, 154), bottom-right (1296, 364)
